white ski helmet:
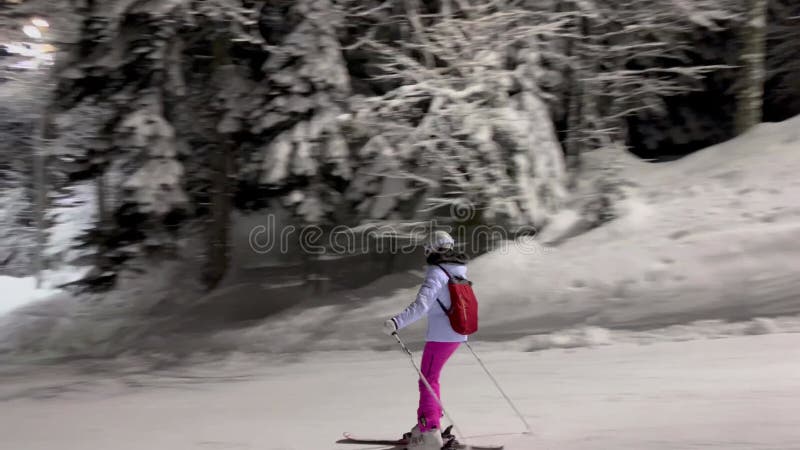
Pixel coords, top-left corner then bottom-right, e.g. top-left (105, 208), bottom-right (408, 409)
top-left (424, 230), bottom-right (455, 256)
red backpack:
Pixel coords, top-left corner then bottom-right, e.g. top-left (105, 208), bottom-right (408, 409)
top-left (435, 264), bottom-right (479, 335)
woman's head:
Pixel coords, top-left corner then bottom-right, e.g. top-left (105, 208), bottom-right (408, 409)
top-left (424, 231), bottom-right (455, 257)
top-left (424, 231), bottom-right (468, 265)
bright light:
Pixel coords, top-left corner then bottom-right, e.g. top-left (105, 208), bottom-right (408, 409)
top-left (22, 25), bottom-right (43, 39)
top-left (31, 18), bottom-right (50, 29)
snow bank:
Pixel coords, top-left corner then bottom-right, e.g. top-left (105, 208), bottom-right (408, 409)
top-left (0, 260), bottom-right (207, 359)
top-left (208, 116), bottom-right (800, 354)
top-left (2, 116), bottom-right (800, 360)
top-left (0, 276), bottom-right (61, 317)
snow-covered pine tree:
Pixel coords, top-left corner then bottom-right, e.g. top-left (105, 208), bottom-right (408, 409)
top-left (173, 1), bottom-right (265, 288)
top-left (49, 0), bottom-right (264, 288)
top-left (240, 0), bottom-right (352, 225)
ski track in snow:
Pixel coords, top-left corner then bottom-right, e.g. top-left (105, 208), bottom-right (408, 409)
top-left (1, 334), bottom-right (799, 450)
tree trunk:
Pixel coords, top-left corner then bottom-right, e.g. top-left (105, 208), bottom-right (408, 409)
top-left (204, 36), bottom-right (234, 289)
top-left (32, 105), bottom-right (55, 288)
top-left (736, 0), bottom-right (767, 134)
top-left (33, 116), bottom-right (47, 288)
top-left (95, 161), bottom-right (111, 270)
top-left (562, 3), bottom-right (588, 186)
top-left (205, 137), bottom-right (234, 289)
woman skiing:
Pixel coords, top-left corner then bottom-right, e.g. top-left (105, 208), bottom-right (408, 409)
top-left (383, 230), bottom-right (469, 450)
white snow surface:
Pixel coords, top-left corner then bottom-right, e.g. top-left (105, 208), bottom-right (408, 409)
top-left (1, 117), bottom-right (798, 449)
top-left (0, 117), bottom-right (799, 448)
top-left (0, 276), bottom-right (61, 317)
top-left (206, 117), bottom-right (800, 354)
top-left (0, 334), bottom-right (798, 450)
top-left (1, 117), bottom-right (800, 360)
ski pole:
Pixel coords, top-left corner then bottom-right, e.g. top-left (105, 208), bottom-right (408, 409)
top-left (465, 341), bottom-right (533, 435)
top-left (392, 332), bottom-right (467, 445)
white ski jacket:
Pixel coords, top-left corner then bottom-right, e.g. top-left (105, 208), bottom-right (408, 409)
top-left (391, 263), bottom-right (468, 343)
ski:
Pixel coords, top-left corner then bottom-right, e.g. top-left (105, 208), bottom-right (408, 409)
top-left (338, 433), bottom-right (406, 446)
top-left (338, 433), bottom-right (503, 450)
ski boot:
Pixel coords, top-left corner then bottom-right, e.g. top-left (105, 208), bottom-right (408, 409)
top-left (404, 425), bottom-right (458, 450)
top-left (405, 425), bottom-right (444, 450)
top-left (440, 425), bottom-right (460, 449)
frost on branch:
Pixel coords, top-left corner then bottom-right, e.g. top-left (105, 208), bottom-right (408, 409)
top-left (559, 0), bottom-right (743, 153)
top-left (346, 5), bottom-right (568, 227)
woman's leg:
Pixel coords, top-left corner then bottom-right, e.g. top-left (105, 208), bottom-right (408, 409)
top-left (417, 341), bottom-right (461, 432)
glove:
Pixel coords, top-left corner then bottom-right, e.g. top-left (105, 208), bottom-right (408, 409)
top-left (383, 318), bottom-right (398, 336)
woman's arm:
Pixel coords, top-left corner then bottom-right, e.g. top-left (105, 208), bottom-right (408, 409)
top-left (392, 266), bottom-right (447, 330)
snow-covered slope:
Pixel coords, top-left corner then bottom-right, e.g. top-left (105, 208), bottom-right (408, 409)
top-left (1, 116), bottom-right (799, 360)
top-left (0, 276), bottom-right (61, 317)
top-left (204, 116), bottom-right (800, 353)
top-left (1, 333), bottom-right (798, 450)
top-left (0, 118), bottom-right (798, 450)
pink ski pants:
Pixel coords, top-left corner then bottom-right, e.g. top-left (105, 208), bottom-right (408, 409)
top-left (417, 341), bottom-right (461, 432)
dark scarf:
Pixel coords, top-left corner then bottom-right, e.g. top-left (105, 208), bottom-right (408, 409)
top-left (426, 249), bottom-right (469, 265)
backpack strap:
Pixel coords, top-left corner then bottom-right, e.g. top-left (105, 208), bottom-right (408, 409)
top-left (435, 264), bottom-right (452, 314)
top-left (435, 264), bottom-right (453, 281)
